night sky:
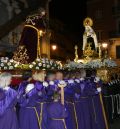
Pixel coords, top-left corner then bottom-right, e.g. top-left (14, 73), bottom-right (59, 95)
top-left (50, 0), bottom-right (87, 38)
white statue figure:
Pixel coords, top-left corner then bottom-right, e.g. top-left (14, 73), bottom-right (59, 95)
top-left (83, 18), bottom-right (98, 51)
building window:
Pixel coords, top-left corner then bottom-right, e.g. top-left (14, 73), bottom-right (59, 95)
top-left (116, 45), bottom-right (120, 58)
top-left (95, 9), bottom-right (103, 20)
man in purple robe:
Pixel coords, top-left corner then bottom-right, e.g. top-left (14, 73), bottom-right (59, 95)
top-left (0, 72), bottom-right (19, 129)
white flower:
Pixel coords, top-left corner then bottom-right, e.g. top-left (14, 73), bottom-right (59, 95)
top-left (4, 67), bottom-right (7, 70)
top-left (43, 64), bottom-right (46, 67)
top-left (36, 58), bottom-right (40, 62)
top-left (8, 62), bottom-right (11, 66)
top-left (5, 57), bottom-right (8, 60)
top-left (29, 65), bottom-right (33, 68)
top-left (46, 61), bottom-right (49, 64)
top-left (1, 63), bottom-right (4, 67)
top-left (47, 65), bottom-right (50, 68)
top-left (32, 62), bottom-right (36, 65)
top-left (38, 63), bottom-right (42, 66)
top-left (42, 58), bottom-right (45, 63)
top-left (50, 60), bottom-right (53, 65)
top-left (9, 66), bottom-right (13, 69)
top-left (15, 64), bottom-right (18, 67)
top-left (43, 81), bottom-right (49, 87)
top-left (36, 67), bottom-right (39, 70)
top-left (1, 57), bottom-right (4, 60)
top-left (10, 59), bottom-right (14, 63)
top-left (49, 81), bottom-right (54, 85)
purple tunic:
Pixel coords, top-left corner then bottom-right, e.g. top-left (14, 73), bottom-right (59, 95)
top-left (0, 87), bottom-right (19, 129)
top-left (73, 80), bottom-right (94, 129)
top-left (47, 101), bottom-right (68, 129)
top-left (89, 79), bottom-right (106, 129)
top-left (19, 82), bottom-right (48, 129)
top-left (18, 88), bottom-right (40, 129)
top-left (64, 81), bottom-right (77, 129)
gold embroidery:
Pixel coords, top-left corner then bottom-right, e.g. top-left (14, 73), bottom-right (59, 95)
top-left (51, 118), bottom-right (67, 129)
top-left (66, 101), bottom-right (78, 129)
top-left (26, 107), bottom-right (40, 128)
top-left (24, 24), bottom-right (41, 58)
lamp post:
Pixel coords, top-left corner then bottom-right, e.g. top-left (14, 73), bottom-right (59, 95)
top-left (51, 45), bottom-right (57, 51)
top-left (102, 42), bottom-right (108, 58)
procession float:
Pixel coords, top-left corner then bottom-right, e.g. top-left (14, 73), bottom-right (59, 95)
top-left (0, 9), bottom-right (119, 129)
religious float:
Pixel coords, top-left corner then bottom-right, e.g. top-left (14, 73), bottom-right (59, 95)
top-left (0, 11), bottom-right (119, 128)
top-left (0, 16), bottom-right (118, 82)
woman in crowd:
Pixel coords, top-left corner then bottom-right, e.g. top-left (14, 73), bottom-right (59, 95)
top-left (0, 72), bottom-right (19, 129)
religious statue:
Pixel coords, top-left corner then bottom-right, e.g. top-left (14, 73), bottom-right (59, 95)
top-left (83, 18), bottom-right (98, 51)
top-left (19, 8), bottom-right (47, 62)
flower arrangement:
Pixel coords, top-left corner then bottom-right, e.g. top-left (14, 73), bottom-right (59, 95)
top-left (28, 58), bottom-right (62, 70)
top-left (0, 57), bottom-right (63, 71)
top-left (64, 61), bottom-right (84, 70)
top-left (0, 57), bottom-right (16, 70)
top-left (64, 58), bottom-right (117, 70)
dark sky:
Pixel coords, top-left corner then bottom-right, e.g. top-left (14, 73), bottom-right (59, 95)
top-left (50, 0), bottom-right (87, 35)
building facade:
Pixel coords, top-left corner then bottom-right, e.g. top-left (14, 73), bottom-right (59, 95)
top-left (87, 0), bottom-right (120, 65)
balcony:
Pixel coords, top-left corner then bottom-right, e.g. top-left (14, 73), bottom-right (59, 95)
top-left (109, 31), bottom-right (120, 38)
top-left (112, 6), bottom-right (120, 16)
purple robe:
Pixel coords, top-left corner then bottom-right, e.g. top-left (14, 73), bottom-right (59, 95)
top-left (89, 79), bottom-right (106, 129)
top-left (19, 81), bottom-right (48, 129)
top-left (73, 80), bottom-right (94, 129)
top-left (64, 81), bottom-right (77, 129)
top-left (0, 87), bottom-right (19, 129)
top-left (47, 101), bottom-right (68, 129)
top-left (18, 88), bottom-right (40, 129)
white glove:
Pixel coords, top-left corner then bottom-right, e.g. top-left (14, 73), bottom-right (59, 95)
top-left (97, 87), bottom-right (102, 93)
top-left (4, 86), bottom-right (10, 91)
top-left (94, 77), bottom-right (100, 83)
top-left (25, 83), bottom-right (34, 93)
top-left (43, 81), bottom-right (49, 87)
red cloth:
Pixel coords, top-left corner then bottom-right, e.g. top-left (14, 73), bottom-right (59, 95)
top-left (11, 78), bottom-right (22, 87)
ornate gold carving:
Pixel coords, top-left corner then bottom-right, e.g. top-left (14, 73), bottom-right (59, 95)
top-left (83, 17), bottom-right (93, 27)
top-left (74, 45), bottom-right (79, 63)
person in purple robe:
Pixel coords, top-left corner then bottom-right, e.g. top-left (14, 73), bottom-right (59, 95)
top-left (33, 71), bottom-right (48, 129)
top-left (73, 69), bottom-right (102, 129)
top-left (89, 76), bottom-right (106, 129)
top-left (0, 72), bottom-right (19, 129)
top-left (55, 71), bottom-right (77, 129)
top-left (45, 71), bottom-right (56, 101)
top-left (18, 70), bottom-right (33, 95)
top-left (47, 92), bottom-right (68, 129)
top-left (18, 83), bottom-right (41, 129)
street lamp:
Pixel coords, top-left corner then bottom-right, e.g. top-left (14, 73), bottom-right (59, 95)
top-left (102, 42), bottom-right (108, 58)
top-left (52, 45), bottom-right (57, 51)
top-left (102, 42), bottom-right (108, 49)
